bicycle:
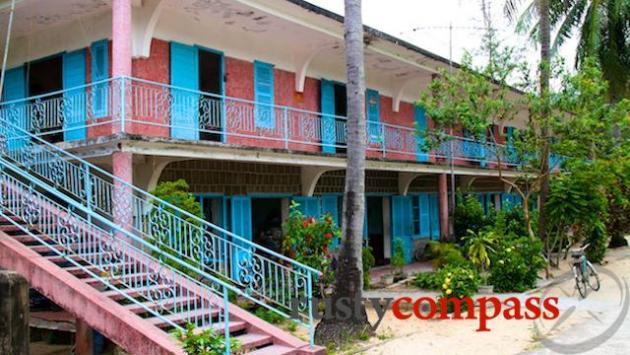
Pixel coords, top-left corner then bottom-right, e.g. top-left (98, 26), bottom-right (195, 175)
top-left (570, 244), bottom-right (601, 298)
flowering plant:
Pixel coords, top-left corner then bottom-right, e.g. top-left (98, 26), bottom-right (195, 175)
top-left (283, 201), bottom-right (340, 295)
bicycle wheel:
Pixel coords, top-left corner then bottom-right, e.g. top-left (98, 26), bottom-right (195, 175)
top-left (574, 265), bottom-right (588, 298)
top-left (586, 262), bottom-right (601, 291)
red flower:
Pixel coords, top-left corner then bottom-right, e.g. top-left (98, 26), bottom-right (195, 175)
top-left (324, 233), bottom-right (333, 239)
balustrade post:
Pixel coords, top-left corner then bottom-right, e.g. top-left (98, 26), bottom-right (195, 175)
top-left (381, 124), bottom-right (386, 158)
top-left (282, 107), bottom-right (289, 150)
top-left (223, 287), bottom-right (231, 355)
top-left (120, 78), bottom-right (126, 134)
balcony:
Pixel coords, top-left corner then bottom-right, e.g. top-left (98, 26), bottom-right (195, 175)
top-left (0, 77), bottom-right (521, 168)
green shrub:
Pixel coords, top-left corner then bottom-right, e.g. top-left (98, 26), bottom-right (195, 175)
top-left (283, 202), bottom-right (339, 296)
top-left (413, 271), bottom-right (440, 290)
top-left (454, 193), bottom-right (487, 241)
top-left (176, 323), bottom-right (241, 355)
top-left (362, 246), bottom-right (376, 289)
top-left (391, 238), bottom-right (406, 274)
top-left (425, 241), bottom-right (468, 268)
top-left (436, 264), bottom-right (479, 300)
top-left (149, 180), bottom-right (204, 274)
top-left (254, 307), bottom-right (284, 325)
top-left (586, 221), bottom-right (608, 263)
top-left (488, 236), bottom-right (546, 292)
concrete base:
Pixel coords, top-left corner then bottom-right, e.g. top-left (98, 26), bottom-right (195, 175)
top-left (0, 270), bottom-right (29, 355)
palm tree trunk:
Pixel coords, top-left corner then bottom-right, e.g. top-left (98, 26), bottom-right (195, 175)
top-left (314, 0), bottom-right (371, 346)
top-left (537, 0), bottom-right (551, 251)
top-left (537, 0), bottom-right (551, 276)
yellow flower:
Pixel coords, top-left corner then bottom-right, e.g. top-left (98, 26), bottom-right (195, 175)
top-left (446, 289), bottom-right (452, 295)
top-left (447, 273), bottom-right (452, 277)
top-left (445, 278), bottom-right (451, 283)
top-left (442, 283), bottom-right (448, 289)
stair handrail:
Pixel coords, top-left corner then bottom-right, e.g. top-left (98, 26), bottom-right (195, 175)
top-left (0, 156), bottom-right (236, 344)
top-left (0, 116), bottom-right (319, 324)
top-left (0, 152), bottom-right (318, 349)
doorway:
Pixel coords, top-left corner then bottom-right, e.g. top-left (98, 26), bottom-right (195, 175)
top-left (367, 196), bottom-right (386, 265)
top-left (198, 49), bottom-right (223, 142)
top-left (28, 56), bottom-right (63, 143)
top-left (251, 198), bottom-right (283, 254)
top-left (333, 83), bottom-right (347, 154)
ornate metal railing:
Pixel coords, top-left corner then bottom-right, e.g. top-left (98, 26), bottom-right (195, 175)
top-left (0, 120), bottom-right (318, 343)
top-left (0, 155), bottom-right (236, 348)
top-left (0, 76), bottom-right (521, 167)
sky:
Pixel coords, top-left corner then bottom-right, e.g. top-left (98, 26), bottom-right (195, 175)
top-left (306, 0), bottom-right (578, 73)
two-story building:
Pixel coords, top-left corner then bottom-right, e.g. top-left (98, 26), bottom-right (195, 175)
top-left (0, 0), bottom-right (526, 353)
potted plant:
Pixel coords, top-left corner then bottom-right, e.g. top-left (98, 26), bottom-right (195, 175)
top-left (390, 238), bottom-right (407, 282)
top-left (463, 229), bottom-right (496, 294)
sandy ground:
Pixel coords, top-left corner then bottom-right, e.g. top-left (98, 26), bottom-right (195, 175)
top-left (344, 247), bottom-right (630, 355)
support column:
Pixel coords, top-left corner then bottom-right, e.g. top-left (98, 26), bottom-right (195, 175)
top-left (438, 173), bottom-right (449, 241)
top-left (112, 0), bottom-right (132, 134)
top-left (74, 319), bottom-right (94, 355)
top-left (0, 271), bottom-right (29, 355)
top-left (113, 151), bottom-right (133, 236)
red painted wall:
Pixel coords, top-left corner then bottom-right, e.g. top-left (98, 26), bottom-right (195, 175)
top-left (129, 38), bottom-right (170, 138)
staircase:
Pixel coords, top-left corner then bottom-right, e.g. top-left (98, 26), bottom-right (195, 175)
top-left (0, 121), bottom-right (323, 354)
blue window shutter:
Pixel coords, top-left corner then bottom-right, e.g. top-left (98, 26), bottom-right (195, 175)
top-left (63, 49), bottom-right (87, 141)
top-left (366, 89), bottom-right (381, 144)
top-left (170, 42), bottom-right (199, 140)
top-left (391, 196), bottom-right (413, 263)
top-left (320, 79), bottom-right (336, 153)
top-left (2, 66), bottom-right (27, 150)
top-left (254, 60), bottom-right (275, 129)
top-left (419, 193), bottom-right (431, 237)
top-left (90, 40), bottom-right (109, 118)
top-left (230, 196), bottom-right (252, 277)
top-left (429, 194), bottom-right (440, 239)
top-left (501, 193), bottom-right (511, 210)
top-left (415, 106), bottom-right (429, 162)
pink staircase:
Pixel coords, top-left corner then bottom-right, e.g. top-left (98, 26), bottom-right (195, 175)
top-left (0, 182), bottom-right (322, 354)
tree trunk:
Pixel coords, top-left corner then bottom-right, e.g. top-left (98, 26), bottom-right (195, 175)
top-left (314, 0), bottom-right (371, 346)
top-left (537, 0), bottom-right (551, 246)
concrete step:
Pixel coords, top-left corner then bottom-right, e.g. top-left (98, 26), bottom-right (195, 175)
top-left (147, 308), bottom-right (220, 328)
top-left (123, 296), bottom-right (198, 314)
top-left (234, 332), bottom-right (274, 351)
top-left (247, 344), bottom-right (296, 355)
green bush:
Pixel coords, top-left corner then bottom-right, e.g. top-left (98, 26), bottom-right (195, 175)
top-left (454, 193), bottom-right (488, 241)
top-left (391, 238), bottom-right (406, 275)
top-left (586, 221), bottom-right (608, 263)
top-left (488, 235), bottom-right (546, 292)
top-left (425, 241), bottom-right (468, 268)
top-left (254, 307), bottom-right (284, 325)
top-left (492, 206), bottom-right (533, 238)
top-left (149, 180), bottom-right (204, 274)
top-left (283, 202), bottom-right (339, 296)
top-left (437, 264), bottom-right (479, 300)
top-left (362, 246), bottom-right (376, 289)
top-left (176, 323), bottom-right (241, 355)
top-left (413, 271), bottom-right (440, 290)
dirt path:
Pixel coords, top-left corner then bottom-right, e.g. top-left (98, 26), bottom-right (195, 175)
top-left (347, 247), bottom-right (630, 355)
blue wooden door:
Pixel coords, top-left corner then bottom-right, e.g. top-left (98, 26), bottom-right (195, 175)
top-left (321, 195), bottom-right (339, 248)
top-left (254, 61), bottom-right (275, 129)
top-left (91, 40), bottom-right (109, 118)
top-left (230, 196), bottom-right (252, 280)
top-left (415, 106), bottom-right (429, 161)
top-left (292, 196), bottom-right (321, 218)
top-left (428, 193), bottom-right (440, 239)
top-left (170, 42), bottom-right (199, 140)
top-left (63, 49), bottom-right (87, 141)
top-left (418, 194), bottom-right (431, 238)
top-left (2, 66), bottom-right (27, 150)
top-left (366, 89), bottom-right (381, 144)
top-left (320, 79), bottom-right (336, 153)
top-left (391, 195), bottom-right (413, 263)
